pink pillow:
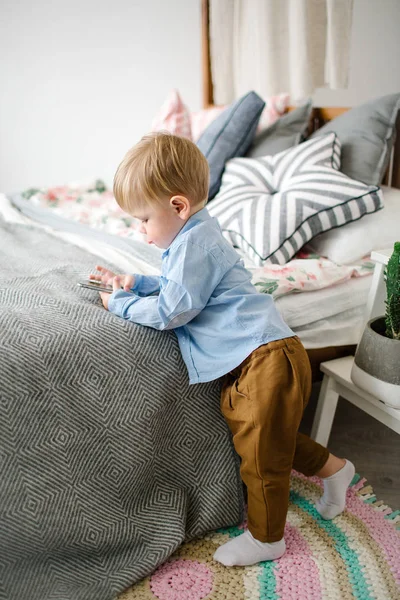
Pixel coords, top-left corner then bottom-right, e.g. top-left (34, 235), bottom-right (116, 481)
top-left (257, 93), bottom-right (290, 130)
top-left (151, 89), bottom-right (192, 138)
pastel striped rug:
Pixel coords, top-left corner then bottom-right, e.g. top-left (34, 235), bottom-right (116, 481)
top-left (118, 472), bottom-right (400, 600)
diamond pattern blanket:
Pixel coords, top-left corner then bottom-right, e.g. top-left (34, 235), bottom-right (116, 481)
top-left (0, 218), bottom-right (243, 600)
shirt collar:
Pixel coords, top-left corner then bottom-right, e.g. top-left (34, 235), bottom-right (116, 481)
top-left (162, 207), bottom-right (211, 257)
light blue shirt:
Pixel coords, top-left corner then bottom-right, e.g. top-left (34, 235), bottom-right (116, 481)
top-left (108, 208), bottom-right (294, 384)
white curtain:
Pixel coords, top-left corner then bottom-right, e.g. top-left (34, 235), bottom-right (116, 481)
top-left (210, 0), bottom-right (354, 104)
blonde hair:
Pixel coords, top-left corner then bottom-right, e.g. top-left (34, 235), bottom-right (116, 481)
top-left (113, 132), bottom-right (209, 213)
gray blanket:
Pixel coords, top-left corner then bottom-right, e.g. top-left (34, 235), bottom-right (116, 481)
top-left (0, 217), bottom-right (243, 600)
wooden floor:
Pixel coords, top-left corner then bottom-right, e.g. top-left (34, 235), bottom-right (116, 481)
top-left (299, 382), bottom-right (400, 509)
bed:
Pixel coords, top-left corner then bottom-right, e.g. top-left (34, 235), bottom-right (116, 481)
top-left (2, 119), bottom-right (399, 600)
top-left (1, 7), bottom-right (400, 600)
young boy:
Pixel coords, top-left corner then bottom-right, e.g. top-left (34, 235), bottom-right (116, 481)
top-left (91, 132), bottom-right (355, 567)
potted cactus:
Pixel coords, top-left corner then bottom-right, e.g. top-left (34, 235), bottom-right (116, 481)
top-left (351, 242), bottom-right (400, 408)
top-left (385, 241), bottom-right (400, 341)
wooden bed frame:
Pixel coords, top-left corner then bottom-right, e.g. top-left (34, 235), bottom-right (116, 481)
top-left (200, 0), bottom-right (400, 379)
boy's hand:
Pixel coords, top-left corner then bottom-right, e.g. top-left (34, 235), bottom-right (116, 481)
top-left (90, 264), bottom-right (135, 291)
top-left (99, 276), bottom-right (123, 310)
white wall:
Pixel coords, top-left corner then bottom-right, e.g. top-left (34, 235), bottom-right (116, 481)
top-left (1, 0), bottom-right (399, 193)
top-left (0, 0), bottom-right (201, 193)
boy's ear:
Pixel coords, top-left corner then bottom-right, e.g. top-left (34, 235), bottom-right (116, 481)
top-left (170, 195), bottom-right (191, 220)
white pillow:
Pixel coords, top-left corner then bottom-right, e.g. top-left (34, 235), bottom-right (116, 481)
top-left (308, 185), bottom-right (400, 264)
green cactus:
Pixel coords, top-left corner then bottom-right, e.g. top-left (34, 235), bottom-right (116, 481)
top-left (384, 241), bottom-right (400, 340)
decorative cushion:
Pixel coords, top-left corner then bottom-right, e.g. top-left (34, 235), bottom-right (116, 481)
top-left (310, 93), bottom-right (400, 186)
top-left (246, 100), bottom-right (312, 158)
top-left (308, 185), bottom-right (400, 264)
top-left (151, 89), bottom-right (191, 138)
top-left (208, 133), bottom-right (383, 266)
top-left (190, 93), bottom-right (290, 141)
top-left (197, 91), bottom-right (265, 200)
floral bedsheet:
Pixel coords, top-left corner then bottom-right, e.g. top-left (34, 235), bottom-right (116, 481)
top-left (20, 180), bottom-right (374, 299)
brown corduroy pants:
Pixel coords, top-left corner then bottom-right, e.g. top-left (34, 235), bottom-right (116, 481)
top-left (221, 336), bottom-right (329, 543)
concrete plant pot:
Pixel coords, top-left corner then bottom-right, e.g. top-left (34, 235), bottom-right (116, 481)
top-left (351, 316), bottom-right (400, 409)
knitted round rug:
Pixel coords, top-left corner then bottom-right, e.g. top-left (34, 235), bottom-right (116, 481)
top-left (118, 472), bottom-right (400, 600)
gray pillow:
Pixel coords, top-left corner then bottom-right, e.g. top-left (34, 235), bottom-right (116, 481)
top-left (196, 91), bottom-right (265, 200)
top-left (310, 93), bottom-right (400, 186)
top-left (245, 101), bottom-right (312, 158)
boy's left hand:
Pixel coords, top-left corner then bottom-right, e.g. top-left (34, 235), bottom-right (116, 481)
top-left (100, 276), bottom-right (122, 310)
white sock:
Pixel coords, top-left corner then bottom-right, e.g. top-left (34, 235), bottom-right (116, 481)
top-left (213, 530), bottom-right (285, 567)
top-left (315, 459), bottom-right (355, 520)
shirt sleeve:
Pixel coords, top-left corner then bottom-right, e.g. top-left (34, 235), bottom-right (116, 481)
top-left (131, 274), bottom-right (161, 297)
top-left (107, 241), bottom-right (224, 330)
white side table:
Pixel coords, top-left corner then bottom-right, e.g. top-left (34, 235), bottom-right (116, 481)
top-left (310, 248), bottom-right (400, 446)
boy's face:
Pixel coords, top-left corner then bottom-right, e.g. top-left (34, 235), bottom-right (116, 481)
top-left (133, 200), bottom-right (188, 249)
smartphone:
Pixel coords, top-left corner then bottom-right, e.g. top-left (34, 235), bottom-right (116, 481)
top-left (77, 280), bottom-right (113, 293)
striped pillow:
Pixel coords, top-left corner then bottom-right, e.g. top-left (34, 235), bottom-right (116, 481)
top-left (208, 133), bottom-right (384, 265)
